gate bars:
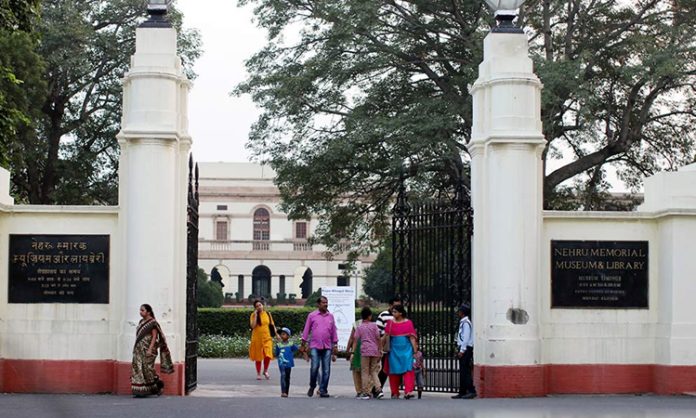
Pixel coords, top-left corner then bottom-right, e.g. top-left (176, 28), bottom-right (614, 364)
top-left (392, 179), bottom-right (472, 392)
top-left (185, 154), bottom-right (199, 394)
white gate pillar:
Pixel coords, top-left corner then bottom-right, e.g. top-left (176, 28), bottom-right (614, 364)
top-left (115, 10), bottom-right (191, 395)
top-left (469, 20), bottom-right (546, 397)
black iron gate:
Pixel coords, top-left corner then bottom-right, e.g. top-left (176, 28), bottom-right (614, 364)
top-left (185, 155), bottom-right (199, 394)
top-left (392, 180), bottom-right (472, 392)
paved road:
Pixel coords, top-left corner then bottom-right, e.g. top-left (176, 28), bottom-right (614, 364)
top-left (1, 359), bottom-right (696, 418)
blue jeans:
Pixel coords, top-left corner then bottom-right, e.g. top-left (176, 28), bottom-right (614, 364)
top-left (278, 366), bottom-right (292, 394)
top-left (309, 348), bottom-right (332, 394)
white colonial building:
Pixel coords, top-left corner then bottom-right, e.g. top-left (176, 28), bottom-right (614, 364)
top-left (197, 162), bottom-right (374, 303)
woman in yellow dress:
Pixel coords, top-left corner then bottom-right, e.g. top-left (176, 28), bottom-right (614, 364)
top-left (249, 299), bottom-right (277, 380)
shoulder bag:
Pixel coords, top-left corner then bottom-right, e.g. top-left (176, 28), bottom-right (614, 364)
top-left (381, 321), bottom-right (391, 352)
top-left (268, 311), bottom-right (277, 337)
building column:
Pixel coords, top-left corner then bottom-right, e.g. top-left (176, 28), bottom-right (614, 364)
top-left (116, 21), bottom-right (191, 395)
top-left (469, 28), bottom-right (546, 397)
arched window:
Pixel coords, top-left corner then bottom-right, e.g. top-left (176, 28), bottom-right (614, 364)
top-left (252, 265), bottom-right (272, 299)
top-left (253, 208), bottom-right (270, 240)
top-left (253, 208), bottom-right (270, 250)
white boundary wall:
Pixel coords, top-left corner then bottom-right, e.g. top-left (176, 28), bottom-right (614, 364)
top-left (540, 166), bottom-right (696, 367)
top-left (0, 22), bottom-right (191, 395)
top-left (0, 205), bottom-right (120, 360)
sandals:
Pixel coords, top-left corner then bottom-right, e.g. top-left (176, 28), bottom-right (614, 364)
top-left (263, 371), bottom-right (270, 380)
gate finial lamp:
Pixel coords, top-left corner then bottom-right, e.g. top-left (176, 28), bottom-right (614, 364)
top-left (483, 0), bottom-right (525, 33)
top-left (142, 0), bottom-right (172, 28)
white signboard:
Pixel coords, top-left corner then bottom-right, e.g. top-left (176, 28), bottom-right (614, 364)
top-left (323, 286), bottom-right (355, 351)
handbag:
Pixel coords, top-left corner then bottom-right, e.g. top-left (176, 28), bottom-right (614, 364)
top-left (381, 321), bottom-right (391, 352)
top-left (268, 312), bottom-right (276, 337)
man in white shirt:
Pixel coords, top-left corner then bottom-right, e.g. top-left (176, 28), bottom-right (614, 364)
top-left (376, 296), bottom-right (401, 335)
top-left (452, 303), bottom-right (476, 399)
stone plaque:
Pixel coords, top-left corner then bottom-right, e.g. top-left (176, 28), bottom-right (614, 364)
top-left (551, 240), bottom-right (648, 308)
top-left (8, 234), bottom-right (109, 303)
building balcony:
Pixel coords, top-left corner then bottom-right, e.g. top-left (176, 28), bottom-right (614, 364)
top-left (198, 239), bottom-right (376, 262)
top-left (199, 239), bottom-right (313, 253)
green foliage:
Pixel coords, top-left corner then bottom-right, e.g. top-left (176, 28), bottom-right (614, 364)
top-left (238, 0), bottom-right (696, 246)
top-left (197, 309), bottom-right (455, 358)
top-left (198, 305), bottom-right (450, 338)
top-left (362, 242), bottom-right (393, 303)
top-left (198, 334), bottom-right (304, 358)
top-left (198, 334), bottom-right (250, 358)
top-left (198, 307), bottom-right (315, 336)
top-left (0, 0), bottom-right (42, 164)
top-left (0, 29), bottom-right (45, 165)
top-left (6, 0), bottom-right (201, 205)
top-left (197, 268), bottom-right (223, 308)
top-left (0, 0), bottom-right (40, 31)
top-left (303, 288), bottom-right (322, 307)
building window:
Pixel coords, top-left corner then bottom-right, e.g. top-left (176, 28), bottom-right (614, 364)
top-left (215, 220), bottom-right (228, 241)
top-left (295, 222), bottom-right (307, 239)
top-left (337, 275), bottom-right (350, 287)
top-left (253, 208), bottom-right (270, 241)
top-left (217, 205), bottom-right (228, 210)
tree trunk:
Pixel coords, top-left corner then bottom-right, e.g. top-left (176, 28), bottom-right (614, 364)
top-left (37, 98), bottom-right (64, 204)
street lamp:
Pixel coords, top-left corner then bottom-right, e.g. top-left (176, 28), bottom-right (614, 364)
top-left (483, 0), bottom-right (525, 33)
top-left (141, 0), bottom-right (172, 28)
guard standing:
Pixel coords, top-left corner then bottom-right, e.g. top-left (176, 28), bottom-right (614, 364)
top-left (452, 303), bottom-right (477, 399)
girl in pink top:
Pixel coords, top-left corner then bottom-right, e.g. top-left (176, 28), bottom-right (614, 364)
top-left (352, 307), bottom-right (384, 399)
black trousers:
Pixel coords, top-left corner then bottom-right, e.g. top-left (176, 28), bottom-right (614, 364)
top-left (378, 355), bottom-right (388, 388)
top-left (458, 347), bottom-right (476, 395)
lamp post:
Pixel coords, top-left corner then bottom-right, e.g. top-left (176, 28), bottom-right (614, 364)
top-left (141, 0), bottom-right (172, 28)
top-left (483, 0), bottom-right (525, 33)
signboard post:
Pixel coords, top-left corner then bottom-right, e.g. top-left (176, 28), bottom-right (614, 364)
top-left (322, 286), bottom-right (355, 351)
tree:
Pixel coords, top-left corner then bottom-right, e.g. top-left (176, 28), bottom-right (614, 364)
top-left (0, 0), bottom-right (42, 164)
top-left (7, 0), bottom-right (201, 204)
top-left (237, 0), bottom-right (696, 246)
top-left (303, 288), bottom-right (321, 307)
top-left (197, 267), bottom-right (224, 308)
top-left (0, 0), bottom-right (41, 31)
top-left (525, 0), bottom-right (696, 209)
top-left (362, 243), bottom-right (393, 303)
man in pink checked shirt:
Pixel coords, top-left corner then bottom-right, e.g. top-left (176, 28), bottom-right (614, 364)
top-left (300, 295), bottom-right (338, 398)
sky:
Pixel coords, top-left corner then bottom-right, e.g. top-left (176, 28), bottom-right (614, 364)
top-left (177, 0), bottom-right (266, 163)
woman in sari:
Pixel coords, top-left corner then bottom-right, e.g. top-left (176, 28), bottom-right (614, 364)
top-left (249, 299), bottom-right (277, 380)
top-left (383, 304), bottom-right (418, 399)
top-left (131, 304), bottom-right (174, 397)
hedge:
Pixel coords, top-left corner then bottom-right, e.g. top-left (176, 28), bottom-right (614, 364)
top-left (198, 307), bottom-right (315, 337)
top-left (198, 307), bottom-right (461, 337)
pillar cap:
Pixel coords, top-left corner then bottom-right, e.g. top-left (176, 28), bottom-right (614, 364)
top-left (141, 0), bottom-right (172, 28)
